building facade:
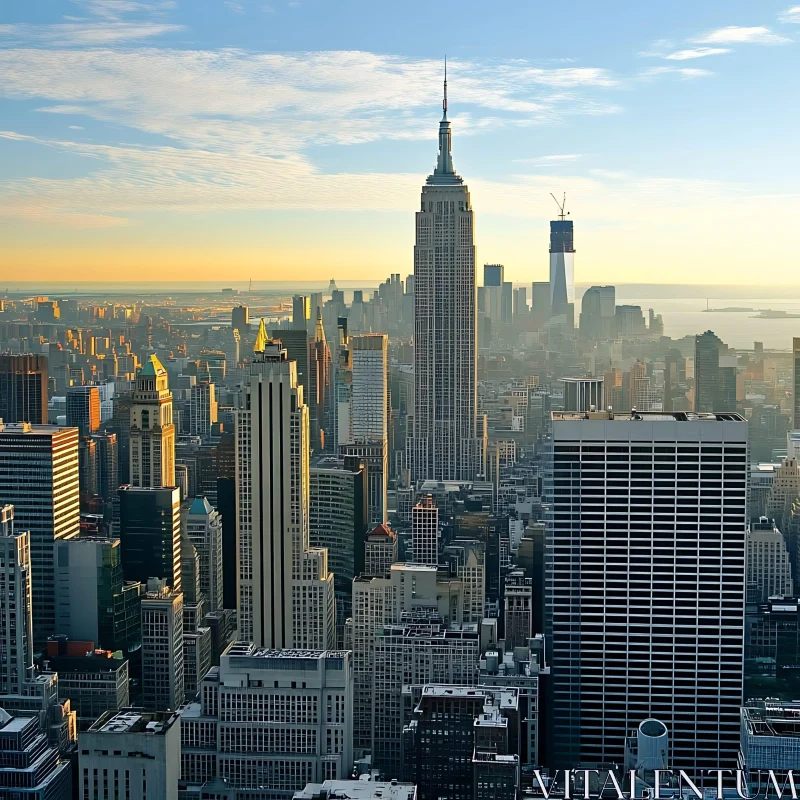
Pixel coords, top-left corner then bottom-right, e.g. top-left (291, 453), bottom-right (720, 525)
top-left (0, 505), bottom-right (33, 696)
top-left (0, 422), bottom-right (80, 642)
top-left (411, 495), bottom-right (438, 567)
top-left (372, 622), bottom-right (481, 777)
top-left (130, 354), bottom-right (176, 488)
top-left (0, 353), bottom-right (48, 425)
top-left (349, 334), bottom-right (388, 524)
top-left (236, 325), bottom-right (334, 650)
top-left (79, 709), bottom-right (180, 800)
top-left (413, 75), bottom-right (480, 483)
top-left (747, 517), bottom-right (793, 602)
top-left (119, 486), bottom-right (182, 592)
top-left (141, 581), bottom-right (184, 711)
top-left (179, 644), bottom-right (353, 799)
top-left (546, 410), bottom-right (747, 771)
top-left (185, 496), bottom-right (224, 613)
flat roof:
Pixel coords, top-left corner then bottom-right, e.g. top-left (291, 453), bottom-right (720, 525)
top-left (552, 410), bottom-right (745, 423)
top-left (90, 708), bottom-right (178, 735)
top-left (293, 780), bottom-right (416, 800)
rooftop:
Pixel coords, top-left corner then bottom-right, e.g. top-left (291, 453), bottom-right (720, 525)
top-left (293, 780), bottom-right (417, 800)
top-left (89, 708), bottom-right (178, 735)
top-left (225, 642), bottom-right (349, 660)
top-left (743, 702), bottom-right (800, 738)
top-left (552, 410), bottom-right (745, 423)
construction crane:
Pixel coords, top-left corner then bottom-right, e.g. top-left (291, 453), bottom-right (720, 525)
top-left (550, 192), bottom-right (569, 221)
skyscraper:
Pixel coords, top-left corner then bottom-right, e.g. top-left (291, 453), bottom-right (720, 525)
top-left (0, 354), bottom-right (48, 425)
top-left (0, 422), bottom-right (80, 642)
top-left (231, 305), bottom-right (250, 340)
top-left (309, 456), bottom-right (367, 642)
top-left (412, 494), bottom-right (438, 566)
top-left (579, 285), bottom-right (616, 339)
top-left (342, 333), bottom-right (388, 524)
top-left (185, 495), bottom-right (224, 613)
top-left (236, 322), bottom-right (334, 649)
top-left (188, 381), bottom-right (218, 439)
top-left (794, 337), bottom-right (800, 430)
top-left (546, 410), bottom-right (747, 771)
top-left (413, 71), bottom-right (480, 482)
top-left (0, 505), bottom-right (33, 696)
top-left (549, 209), bottom-right (575, 315)
top-left (130, 354), bottom-right (175, 488)
top-left (66, 386), bottom-right (101, 437)
top-left (695, 330), bottom-right (737, 413)
top-left (118, 485), bottom-right (182, 593)
top-left (141, 579), bottom-right (184, 711)
top-left (310, 310), bottom-right (332, 451)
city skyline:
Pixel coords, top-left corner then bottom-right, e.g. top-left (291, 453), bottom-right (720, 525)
top-left (2, 1), bottom-right (800, 284)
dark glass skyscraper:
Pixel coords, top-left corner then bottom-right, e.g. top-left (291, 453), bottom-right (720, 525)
top-left (0, 354), bottom-right (48, 425)
top-left (118, 485), bottom-right (181, 592)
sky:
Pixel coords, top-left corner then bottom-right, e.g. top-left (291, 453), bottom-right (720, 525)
top-left (1, 1), bottom-right (800, 285)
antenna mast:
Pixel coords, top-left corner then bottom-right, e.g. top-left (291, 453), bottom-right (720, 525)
top-left (550, 192), bottom-right (567, 221)
top-left (443, 56), bottom-right (448, 118)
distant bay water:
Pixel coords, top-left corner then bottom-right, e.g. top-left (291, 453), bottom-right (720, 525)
top-left (10, 280), bottom-right (800, 350)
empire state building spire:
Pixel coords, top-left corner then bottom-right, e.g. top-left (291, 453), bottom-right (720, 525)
top-left (429, 59), bottom-right (461, 185)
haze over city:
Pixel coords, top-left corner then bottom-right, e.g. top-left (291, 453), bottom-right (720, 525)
top-left (2, 0), bottom-right (800, 283)
top-left (5, 4), bottom-right (800, 800)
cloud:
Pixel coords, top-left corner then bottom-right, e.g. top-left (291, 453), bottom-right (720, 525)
top-left (68, 125), bottom-right (84, 130)
top-left (515, 154), bottom-right (585, 167)
top-left (0, 47), bottom-right (625, 228)
top-left (692, 25), bottom-right (791, 45)
top-left (0, 21), bottom-right (183, 45)
top-left (224, 1), bottom-right (245, 12)
top-left (779, 6), bottom-right (800, 23)
top-left (664, 47), bottom-right (730, 60)
top-left (73, 1), bottom-right (177, 19)
top-left (639, 66), bottom-right (713, 80)
top-left (0, 49), bottom-right (621, 155)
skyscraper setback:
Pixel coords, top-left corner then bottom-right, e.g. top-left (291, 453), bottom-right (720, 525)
top-left (130, 354), bottom-right (176, 488)
top-left (413, 71), bottom-right (480, 483)
top-left (235, 322), bottom-right (334, 650)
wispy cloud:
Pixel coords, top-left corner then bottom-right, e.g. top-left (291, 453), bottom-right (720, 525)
top-left (692, 25), bottom-right (791, 45)
top-left (224, 1), bottom-right (245, 12)
top-left (779, 6), bottom-right (800, 23)
top-left (0, 21), bottom-right (183, 45)
top-left (639, 66), bottom-right (713, 80)
top-left (73, 1), bottom-right (177, 20)
top-left (0, 50), bottom-right (621, 154)
top-left (515, 154), bottom-right (585, 167)
top-left (0, 48), bottom-right (624, 227)
top-left (664, 47), bottom-right (730, 60)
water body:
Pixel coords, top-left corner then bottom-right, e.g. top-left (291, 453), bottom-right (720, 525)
top-left (618, 297), bottom-right (800, 351)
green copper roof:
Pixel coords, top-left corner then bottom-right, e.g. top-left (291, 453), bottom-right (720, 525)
top-left (140, 353), bottom-right (166, 377)
top-left (188, 496), bottom-right (213, 516)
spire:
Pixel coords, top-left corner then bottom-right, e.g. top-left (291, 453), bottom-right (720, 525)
top-left (442, 56), bottom-right (448, 121)
top-left (314, 308), bottom-right (326, 346)
top-left (254, 318), bottom-right (268, 353)
top-left (427, 58), bottom-right (462, 186)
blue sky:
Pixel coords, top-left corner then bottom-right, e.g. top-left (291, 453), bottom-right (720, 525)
top-left (1, 0), bottom-right (799, 283)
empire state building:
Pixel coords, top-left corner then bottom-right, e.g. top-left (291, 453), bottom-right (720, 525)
top-left (413, 70), bottom-right (481, 482)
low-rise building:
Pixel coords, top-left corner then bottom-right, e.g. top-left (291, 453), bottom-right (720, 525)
top-left (79, 708), bottom-right (180, 800)
top-left (0, 711), bottom-right (72, 800)
top-left (179, 643), bottom-right (353, 799)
